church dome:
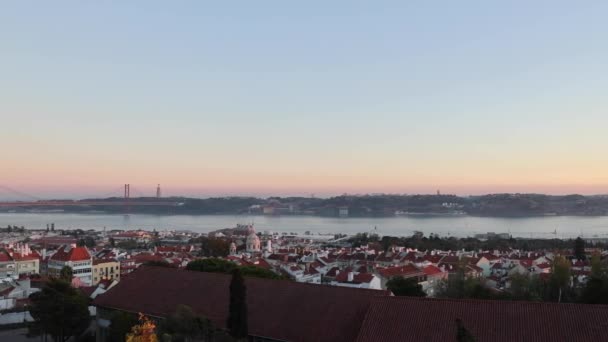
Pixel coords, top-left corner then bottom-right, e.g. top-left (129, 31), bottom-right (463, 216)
top-left (246, 233), bottom-right (260, 244)
top-left (246, 232), bottom-right (261, 252)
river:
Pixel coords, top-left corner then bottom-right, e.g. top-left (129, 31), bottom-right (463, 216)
top-left (3, 213), bottom-right (608, 239)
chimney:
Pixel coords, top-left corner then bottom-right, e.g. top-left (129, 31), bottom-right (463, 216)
top-left (348, 272), bottom-right (354, 282)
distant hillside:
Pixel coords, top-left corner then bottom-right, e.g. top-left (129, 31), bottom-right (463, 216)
top-left (4, 193), bottom-right (608, 217)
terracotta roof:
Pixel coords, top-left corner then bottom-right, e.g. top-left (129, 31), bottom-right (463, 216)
top-left (335, 272), bottom-right (375, 284)
top-left (356, 296), bottom-right (608, 342)
top-left (422, 265), bottom-right (444, 277)
top-left (0, 251), bottom-right (13, 262)
top-left (93, 258), bottom-right (118, 265)
top-left (50, 245), bottom-right (91, 262)
top-left (377, 264), bottom-right (423, 279)
top-left (440, 255), bottom-right (460, 264)
top-left (0, 286), bottom-right (15, 296)
top-left (422, 255), bottom-right (443, 264)
top-left (94, 266), bottom-right (390, 342)
top-left (79, 286), bottom-right (97, 298)
top-left (13, 253), bottom-right (39, 261)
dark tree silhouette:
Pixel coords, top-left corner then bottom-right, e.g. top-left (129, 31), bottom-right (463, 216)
top-left (59, 266), bottom-right (73, 282)
top-left (574, 237), bottom-right (586, 260)
top-left (109, 311), bottom-right (138, 342)
top-left (456, 318), bottom-right (476, 342)
top-left (29, 279), bottom-right (91, 342)
top-left (227, 268), bottom-right (248, 339)
top-left (386, 276), bottom-right (426, 297)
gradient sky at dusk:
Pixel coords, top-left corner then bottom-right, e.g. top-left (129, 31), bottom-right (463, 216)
top-left (2, 1), bottom-right (608, 198)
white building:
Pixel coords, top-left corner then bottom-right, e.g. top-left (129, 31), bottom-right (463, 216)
top-left (330, 271), bottom-right (382, 290)
top-left (48, 245), bottom-right (93, 286)
top-left (245, 226), bottom-right (261, 252)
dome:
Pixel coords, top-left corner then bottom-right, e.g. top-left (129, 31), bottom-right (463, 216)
top-left (246, 233), bottom-right (260, 244)
top-left (246, 232), bottom-right (261, 252)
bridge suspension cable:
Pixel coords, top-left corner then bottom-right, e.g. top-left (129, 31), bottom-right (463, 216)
top-left (0, 185), bottom-right (42, 201)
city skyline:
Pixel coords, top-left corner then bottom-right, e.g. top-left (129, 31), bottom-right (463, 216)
top-left (3, 2), bottom-right (608, 197)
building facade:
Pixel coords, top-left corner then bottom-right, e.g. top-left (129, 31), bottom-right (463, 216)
top-left (92, 259), bottom-right (120, 285)
top-left (48, 245), bottom-right (93, 286)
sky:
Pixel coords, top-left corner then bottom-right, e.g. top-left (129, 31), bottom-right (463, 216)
top-left (2, 1), bottom-right (608, 199)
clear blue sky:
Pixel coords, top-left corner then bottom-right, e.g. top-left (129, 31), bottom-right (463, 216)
top-left (2, 1), bottom-right (608, 198)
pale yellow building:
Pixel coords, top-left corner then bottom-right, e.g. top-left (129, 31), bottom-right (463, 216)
top-left (92, 259), bottom-right (120, 285)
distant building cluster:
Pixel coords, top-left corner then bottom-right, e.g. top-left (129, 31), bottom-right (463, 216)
top-left (0, 223), bottom-right (606, 341)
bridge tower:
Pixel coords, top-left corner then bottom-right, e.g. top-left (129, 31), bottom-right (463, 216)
top-left (124, 184), bottom-right (130, 214)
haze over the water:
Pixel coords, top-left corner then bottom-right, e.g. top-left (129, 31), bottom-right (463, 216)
top-left (2, 2), bottom-right (608, 198)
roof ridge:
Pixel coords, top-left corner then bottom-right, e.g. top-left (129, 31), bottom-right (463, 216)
top-left (370, 295), bottom-right (608, 308)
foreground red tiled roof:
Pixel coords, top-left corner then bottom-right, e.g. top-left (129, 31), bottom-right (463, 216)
top-left (50, 245), bottom-right (91, 262)
top-left (94, 266), bottom-right (390, 342)
top-left (356, 296), bottom-right (608, 342)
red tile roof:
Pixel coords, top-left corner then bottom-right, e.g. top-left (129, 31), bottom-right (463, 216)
top-left (94, 266), bottom-right (390, 342)
top-left (50, 245), bottom-right (91, 262)
top-left (0, 286), bottom-right (15, 296)
top-left (422, 265), bottom-right (444, 277)
top-left (0, 251), bottom-right (13, 262)
top-left (356, 296), bottom-right (608, 342)
top-left (335, 272), bottom-right (375, 284)
top-left (377, 264), bottom-right (423, 279)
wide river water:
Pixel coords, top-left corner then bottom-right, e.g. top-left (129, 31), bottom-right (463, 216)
top-left (3, 213), bottom-right (608, 239)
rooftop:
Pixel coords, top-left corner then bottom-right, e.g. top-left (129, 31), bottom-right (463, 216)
top-left (95, 266), bottom-right (389, 342)
top-left (356, 296), bottom-right (608, 342)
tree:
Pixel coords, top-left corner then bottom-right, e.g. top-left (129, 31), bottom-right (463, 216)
top-left (239, 266), bottom-right (283, 280)
top-left (126, 313), bottom-right (158, 342)
top-left (196, 237), bottom-right (230, 257)
top-left (549, 256), bottom-right (572, 302)
top-left (574, 237), bottom-right (586, 260)
top-left (59, 266), bottom-right (73, 282)
top-left (82, 236), bottom-right (96, 248)
top-left (455, 318), bottom-right (476, 342)
top-left (580, 253), bottom-right (608, 304)
top-left (386, 276), bottom-right (426, 297)
top-left (144, 260), bottom-right (176, 268)
top-left (186, 258), bottom-right (237, 274)
top-left (508, 273), bottom-right (542, 301)
top-left (109, 311), bottom-right (138, 342)
top-left (29, 279), bottom-right (91, 342)
top-left (186, 259), bottom-right (283, 280)
top-left (109, 237), bottom-right (116, 247)
top-left (117, 240), bottom-right (139, 250)
top-left (227, 268), bottom-right (248, 339)
top-left (157, 305), bottom-right (236, 342)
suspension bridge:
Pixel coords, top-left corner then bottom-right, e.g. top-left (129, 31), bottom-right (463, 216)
top-left (0, 184), bottom-right (180, 209)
